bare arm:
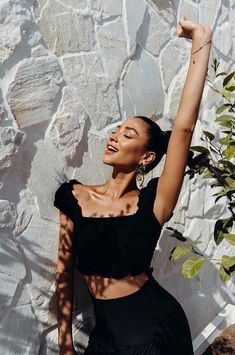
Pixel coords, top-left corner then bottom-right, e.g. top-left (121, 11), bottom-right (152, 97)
top-left (154, 17), bottom-right (213, 226)
top-left (56, 212), bottom-right (76, 355)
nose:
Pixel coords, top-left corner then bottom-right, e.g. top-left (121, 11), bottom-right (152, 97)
top-left (109, 131), bottom-right (118, 142)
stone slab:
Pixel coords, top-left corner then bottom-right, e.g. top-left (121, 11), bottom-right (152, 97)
top-left (63, 53), bottom-right (120, 130)
top-left (48, 87), bottom-right (88, 159)
top-left (36, 0), bottom-right (95, 56)
top-left (122, 48), bottom-right (164, 118)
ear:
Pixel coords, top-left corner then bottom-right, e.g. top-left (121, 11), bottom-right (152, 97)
top-left (141, 151), bottom-right (156, 166)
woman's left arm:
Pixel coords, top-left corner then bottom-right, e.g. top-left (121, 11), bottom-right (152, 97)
top-left (154, 16), bottom-right (213, 225)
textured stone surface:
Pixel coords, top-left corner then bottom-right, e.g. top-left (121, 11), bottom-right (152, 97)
top-left (14, 188), bottom-right (36, 237)
top-left (0, 127), bottom-right (24, 172)
top-left (199, 0), bottom-right (222, 28)
top-left (0, 0), bottom-right (234, 353)
top-left (0, 233), bottom-right (26, 280)
top-left (0, 200), bottom-right (17, 229)
top-left (27, 139), bottom-right (69, 220)
top-left (36, 0), bottom-right (95, 56)
top-left (48, 87), bottom-right (88, 159)
top-left (122, 49), bottom-right (164, 117)
top-left (90, 0), bottom-right (122, 21)
top-left (97, 17), bottom-right (126, 81)
top-left (160, 38), bottom-right (188, 90)
top-left (7, 53), bottom-right (63, 128)
top-left (179, 0), bottom-right (199, 23)
top-left (0, 303), bottom-right (40, 355)
top-left (125, 0), bottom-right (147, 55)
top-left (149, 0), bottom-right (175, 23)
top-left (63, 53), bottom-right (120, 130)
top-left (144, 9), bottom-right (171, 57)
top-left (0, 0), bottom-right (40, 64)
top-left (213, 21), bottom-right (232, 55)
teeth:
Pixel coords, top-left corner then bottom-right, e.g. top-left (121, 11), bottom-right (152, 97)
top-left (107, 145), bottom-right (118, 152)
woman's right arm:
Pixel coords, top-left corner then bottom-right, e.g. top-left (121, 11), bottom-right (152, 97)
top-left (56, 211), bottom-right (76, 355)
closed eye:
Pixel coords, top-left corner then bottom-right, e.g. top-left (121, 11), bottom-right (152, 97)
top-left (111, 131), bottom-right (132, 139)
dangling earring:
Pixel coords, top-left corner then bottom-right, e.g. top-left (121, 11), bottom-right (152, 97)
top-left (136, 163), bottom-right (146, 187)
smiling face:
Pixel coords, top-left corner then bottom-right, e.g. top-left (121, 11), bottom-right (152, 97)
top-left (103, 117), bottom-right (155, 172)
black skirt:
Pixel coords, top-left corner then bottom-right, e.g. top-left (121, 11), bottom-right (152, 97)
top-left (84, 275), bottom-right (194, 355)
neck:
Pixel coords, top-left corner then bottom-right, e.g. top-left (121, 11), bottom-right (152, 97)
top-left (103, 169), bottom-right (138, 199)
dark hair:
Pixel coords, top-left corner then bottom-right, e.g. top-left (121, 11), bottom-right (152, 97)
top-left (134, 116), bottom-right (171, 173)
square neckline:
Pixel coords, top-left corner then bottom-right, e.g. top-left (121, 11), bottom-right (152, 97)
top-left (69, 179), bottom-right (142, 219)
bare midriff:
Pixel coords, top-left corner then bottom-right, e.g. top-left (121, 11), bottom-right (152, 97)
top-left (83, 272), bottom-right (149, 300)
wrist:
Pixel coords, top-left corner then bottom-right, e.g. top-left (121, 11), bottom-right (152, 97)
top-left (192, 26), bottom-right (213, 44)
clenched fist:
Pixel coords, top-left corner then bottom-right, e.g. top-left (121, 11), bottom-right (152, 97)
top-left (176, 16), bottom-right (212, 42)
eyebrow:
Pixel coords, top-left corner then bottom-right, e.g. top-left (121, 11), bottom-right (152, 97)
top-left (116, 125), bottom-right (139, 136)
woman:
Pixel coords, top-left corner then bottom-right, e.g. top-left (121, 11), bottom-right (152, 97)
top-left (54, 16), bottom-right (212, 355)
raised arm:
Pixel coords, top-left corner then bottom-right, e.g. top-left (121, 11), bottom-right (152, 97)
top-left (154, 16), bottom-right (213, 225)
top-left (56, 212), bottom-right (76, 355)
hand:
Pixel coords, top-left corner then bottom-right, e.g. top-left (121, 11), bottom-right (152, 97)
top-left (176, 16), bottom-right (212, 41)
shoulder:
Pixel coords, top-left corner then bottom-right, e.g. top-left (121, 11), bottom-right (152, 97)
top-left (145, 177), bottom-right (159, 189)
top-left (55, 179), bottom-right (81, 196)
top-left (143, 177), bottom-right (159, 196)
top-left (139, 177), bottom-right (159, 208)
top-left (54, 181), bottom-right (70, 199)
top-left (54, 179), bottom-right (81, 215)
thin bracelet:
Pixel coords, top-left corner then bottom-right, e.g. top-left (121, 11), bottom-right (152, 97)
top-left (192, 40), bottom-right (212, 55)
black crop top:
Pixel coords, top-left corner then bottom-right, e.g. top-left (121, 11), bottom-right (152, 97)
top-left (54, 178), bottom-right (162, 279)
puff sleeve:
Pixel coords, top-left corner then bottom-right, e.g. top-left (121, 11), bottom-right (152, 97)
top-left (143, 177), bottom-right (173, 223)
top-left (139, 177), bottom-right (159, 214)
top-left (54, 182), bottom-right (76, 222)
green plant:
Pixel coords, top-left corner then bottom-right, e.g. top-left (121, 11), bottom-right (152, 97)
top-left (168, 60), bottom-right (235, 282)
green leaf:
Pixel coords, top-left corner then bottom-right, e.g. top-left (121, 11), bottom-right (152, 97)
top-left (181, 257), bottom-right (206, 279)
top-left (191, 146), bottom-right (210, 154)
top-left (214, 217), bottom-right (233, 245)
top-left (216, 115), bottom-right (235, 120)
top-left (222, 145), bottom-right (235, 159)
top-left (226, 85), bottom-right (235, 92)
top-left (223, 71), bottom-right (235, 87)
top-left (216, 104), bottom-right (229, 114)
top-left (224, 234), bottom-right (235, 246)
top-left (166, 227), bottom-right (187, 242)
top-left (225, 177), bottom-right (235, 189)
top-left (226, 161), bottom-right (235, 172)
top-left (191, 240), bottom-right (203, 246)
top-left (203, 168), bottom-right (213, 179)
top-left (203, 130), bottom-right (215, 141)
top-left (216, 115), bottom-right (235, 122)
top-left (222, 89), bottom-right (231, 102)
top-left (170, 246), bottom-right (191, 261)
top-left (219, 133), bottom-right (232, 145)
top-left (215, 195), bottom-right (224, 203)
top-left (213, 189), bottom-right (227, 197)
top-left (215, 115), bottom-right (235, 129)
top-left (212, 58), bottom-right (219, 72)
top-left (216, 72), bottom-right (227, 78)
top-left (166, 227), bottom-right (174, 231)
top-left (221, 255), bottom-right (235, 271)
top-left (216, 120), bottom-right (233, 129)
top-left (219, 264), bottom-right (232, 283)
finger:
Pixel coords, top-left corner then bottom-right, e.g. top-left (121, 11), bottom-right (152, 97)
top-left (179, 16), bottom-right (187, 26)
top-left (176, 25), bottom-right (183, 37)
top-left (179, 17), bottom-right (197, 31)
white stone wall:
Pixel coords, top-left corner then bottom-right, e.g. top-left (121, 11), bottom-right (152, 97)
top-left (0, 0), bottom-right (234, 354)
